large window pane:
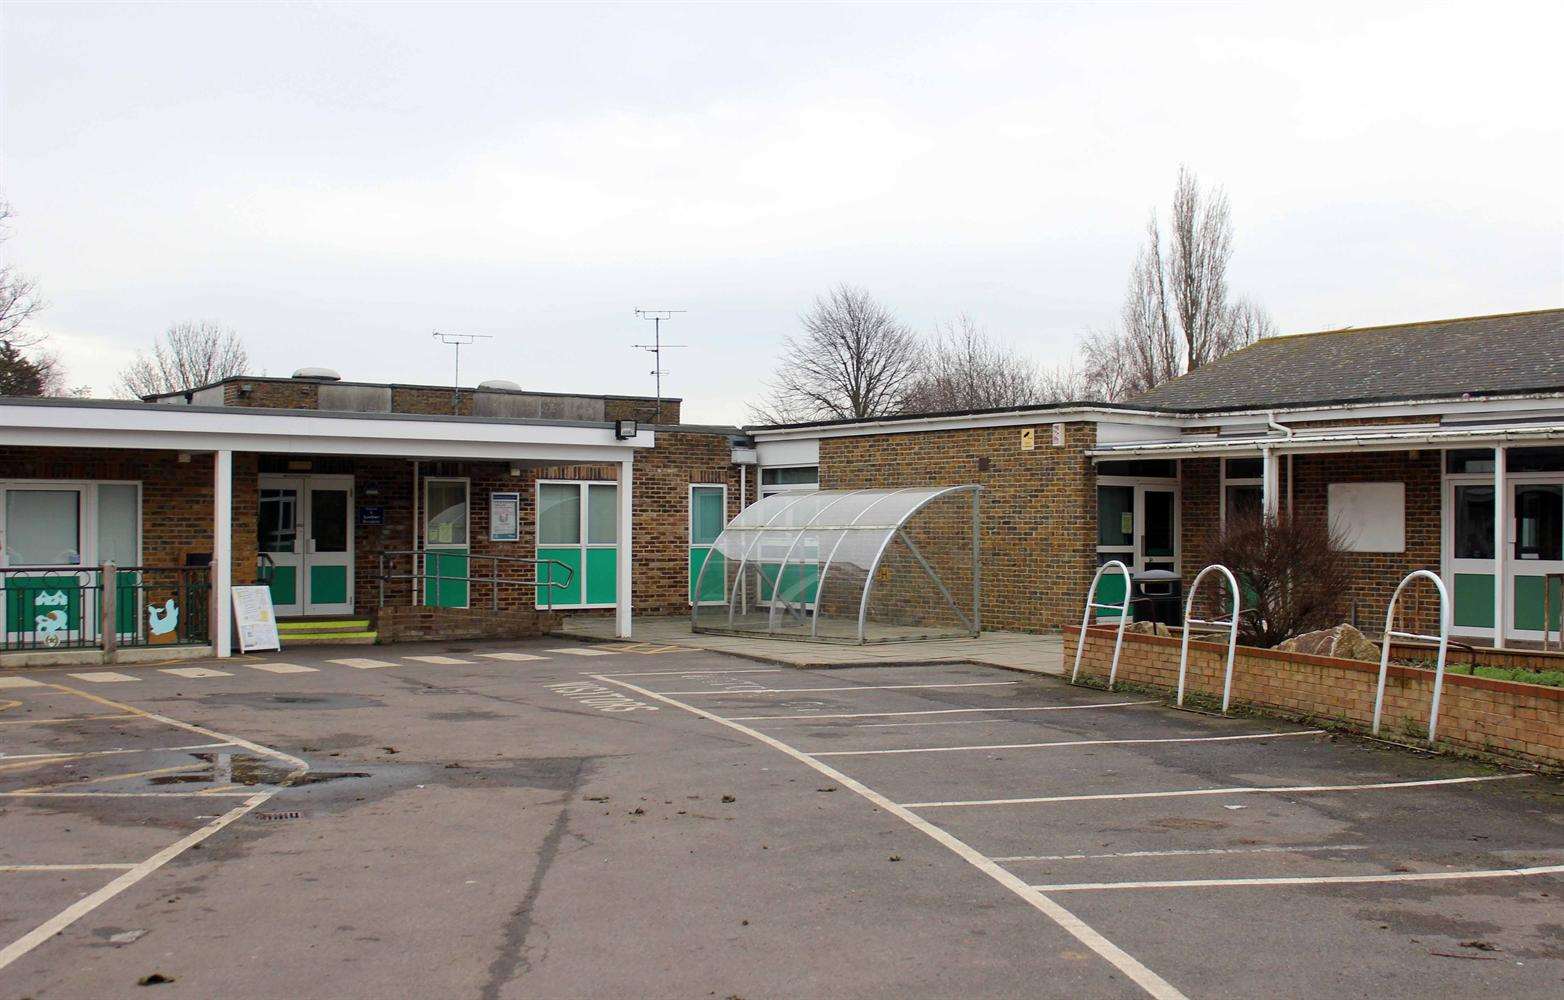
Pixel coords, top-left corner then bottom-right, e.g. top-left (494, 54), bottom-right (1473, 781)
top-left (1098, 486), bottom-right (1133, 547)
top-left (1514, 485), bottom-right (1561, 561)
top-left (1225, 484), bottom-right (1264, 525)
top-left (425, 480), bottom-right (468, 546)
top-left (691, 487), bottom-right (725, 544)
top-left (761, 467), bottom-right (819, 487)
top-left (6, 490), bottom-right (81, 565)
top-left (311, 489), bottom-right (349, 553)
top-left (98, 484), bottom-right (139, 566)
top-left (587, 484), bottom-right (617, 545)
top-left (538, 483), bottom-right (581, 545)
top-left (259, 489), bottom-right (298, 554)
top-left (1453, 485), bottom-right (1494, 560)
top-left (1144, 490), bottom-right (1175, 557)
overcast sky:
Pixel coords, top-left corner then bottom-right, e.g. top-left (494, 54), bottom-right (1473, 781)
top-left (3, 2), bottom-right (1561, 423)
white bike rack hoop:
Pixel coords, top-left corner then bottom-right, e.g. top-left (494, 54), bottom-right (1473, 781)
top-left (1072, 560), bottom-right (1133, 689)
top-left (1176, 564), bottom-right (1242, 713)
top-left (1372, 569), bottom-right (1451, 747)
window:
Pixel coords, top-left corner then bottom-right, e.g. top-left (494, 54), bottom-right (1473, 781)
top-left (760, 466), bottom-right (818, 497)
top-left (1097, 485), bottom-right (1134, 547)
top-left (1097, 459), bottom-right (1177, 479)
top-left (1514, 484), bottom-right (1562, 561)
top-left (1453, 485), bottom-right (1495, 560)
top-left (689, 485), bottom-right (727, 604)
top-left (536, 481), bottom-right (619, 608)
top-left (1447, 449), bottom-right (1495, 475)
top-left (424, 480), bottom-right (469, 547)
top-left (97, 484), bottom-right (139, 566)
top-left (1447, 447), bottom-right (1564, 475)
top-left (5, 489), bottom-right (82, 565)
top-left (1224, 458), bottom-right (1264, 479)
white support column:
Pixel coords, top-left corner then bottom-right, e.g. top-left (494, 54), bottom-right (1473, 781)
top-left (213, 449), bottom-right (233, 658)
top-left (616, 456), bottom-right (634, 639)
top-left (1494, 445), bottom-right (1507, 650)
top-left (1261, 448), bottom-right (1281, 521)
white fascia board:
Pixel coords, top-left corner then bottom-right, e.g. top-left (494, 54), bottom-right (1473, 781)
top-left (1089, 424), bottom-right (1564, 459)
top-left (749, 406), bottom-right (1182, 442)
top-left (1180, 391), bottom-right (1564, 429)
top-left (0, 402), bottom-right (654, 461)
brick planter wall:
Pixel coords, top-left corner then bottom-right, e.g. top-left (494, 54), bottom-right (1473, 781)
top-left (375, 605), bottom-right (562, 643)
top-left (1065, 624), bottom-right (1563, 769)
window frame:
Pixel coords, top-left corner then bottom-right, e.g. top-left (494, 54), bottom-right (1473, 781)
top-left (535, 478), bottom-right (619, 610)
top-left (688, 483), bottom-right (728, 606)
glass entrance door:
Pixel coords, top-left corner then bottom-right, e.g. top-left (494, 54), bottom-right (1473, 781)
top-left (423, 478), bottom-right (469, 609)
top-left (1095, 481), bottom-right (1180, 618)
top-left (2, 486), bottom-right (89, 644)
top-left (1508, 480), bottom-right (1564, 640)
top-left (259, 475), bottom-right (354, 617)
top-left (259, 477), bottom-right (304, 616)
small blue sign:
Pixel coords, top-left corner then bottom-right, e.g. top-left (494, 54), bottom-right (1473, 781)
top-left (358, 505), bottom-right (385, 526)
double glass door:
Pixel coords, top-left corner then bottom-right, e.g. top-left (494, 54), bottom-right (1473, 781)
top-left (258, 476), bottom-right (353, 617)
top-left (1449, 477), bottom-right (1564, 640)
top-left (1096, 482), bottom-right (1179, 615)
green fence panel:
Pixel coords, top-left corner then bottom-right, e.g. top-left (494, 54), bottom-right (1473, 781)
top-left (5, 576), bottom-right (82, 636)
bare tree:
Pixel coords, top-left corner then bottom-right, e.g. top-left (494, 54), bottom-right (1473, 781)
top-left (1206, 512), bottom-right (1355, 648)
top-left (0, 200), bottom-right (60, 396)
top-left (119, 321), bottom-right (250, 398)
top-left (752, 285), bottom-right (924, 423)
top-left (1081, 167), bottom-right (1274, 400)
top-left (902, 315), bottom-right (1047, 413)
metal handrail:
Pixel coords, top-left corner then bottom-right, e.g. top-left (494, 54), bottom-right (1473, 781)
top-left (1176, 563), bottom-right (1242, 712)
top-left (1373, 570), bottom-right (1451, 746)
top-left (1072, 560), bottom-right (1133, 688)
top-left (376, 550), bottom-right (576, 611)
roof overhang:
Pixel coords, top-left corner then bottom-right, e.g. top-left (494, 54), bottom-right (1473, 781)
top-left (0, 399), bottom-right (655, 463)
top-left (1090, 423), bottom-right (1564, 461)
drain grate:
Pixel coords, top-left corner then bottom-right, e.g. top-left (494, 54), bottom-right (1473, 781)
top-left (253, 811), bottom-right (302, 821)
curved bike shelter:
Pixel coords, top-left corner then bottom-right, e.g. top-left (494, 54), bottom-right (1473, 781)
top-left (1071, 560), bottom-right (1132, 688)
top-left (1373, 569), bottom-right (1452, 746)
top-left (1176, 563), bottom-right (1242, 712)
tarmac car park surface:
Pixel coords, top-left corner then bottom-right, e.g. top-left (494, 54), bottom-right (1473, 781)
top-left (0, 638), bottom-right (1560, 999)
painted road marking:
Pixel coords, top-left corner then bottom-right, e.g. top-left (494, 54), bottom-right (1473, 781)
top-left (1029, 864), bottom-right (1564, 892)
top-left (599, 668), bottom-right (785, 678)
top-left (726, 700), bottom-right (1160, 722)
top-left (0, 741), bottom-right (233, 768)
top-left (0, 683), bottom-right (308, 974)
top-left (404, 655), bottom-right (471, 665)
top-left (660, 681), bottom-right (1021, 696)
top-left (329, 657), bottom-right (395, 669)
top-left (0, 713), bottom-right (141, 727)
top-left (809, 729), bottom-right (1326, 756)
top-left (160, 667), bottom-right (233, 679)
top-left (478, 652), bottom-right (547, 662)
top-left (0, 677), bottom-right (45, 688)
top-left (546, 647), bottom-right (615, 657)
top-left (995, 844), bottom-right (1372, 863)
top-left (0, 863), bottom-right (139, 873)
top-left (543, 680), bottom-right (658, 712)
top-left (590, 673), bottom-right (1188, 1000)
top-left (900, 773), bottom-right (1530, 809)
top-left (248, 662), bottom-right (317, 674)
top-left (66, 672), bottom-right (139, 684)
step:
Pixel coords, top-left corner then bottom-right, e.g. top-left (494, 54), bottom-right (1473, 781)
top-left (281, 632), bottom-right (379, 646)
top-left (278, 619), bottom-right (371, 634)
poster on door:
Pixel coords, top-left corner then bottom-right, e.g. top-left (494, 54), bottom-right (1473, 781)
top-left (232, 585), bottom-right (281, 652)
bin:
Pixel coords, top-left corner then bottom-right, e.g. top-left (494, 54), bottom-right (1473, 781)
top-left (1132, 569), bottom-right (1183, 627)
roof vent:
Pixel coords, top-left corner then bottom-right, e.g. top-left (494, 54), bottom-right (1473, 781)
top-left (292, 366), bottom-right (342, 382)
top-left (477, 378), bottom-right (521, 391)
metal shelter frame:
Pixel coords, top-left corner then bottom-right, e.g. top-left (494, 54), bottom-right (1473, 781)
top-left (691, 486), bottom-right (982, 645)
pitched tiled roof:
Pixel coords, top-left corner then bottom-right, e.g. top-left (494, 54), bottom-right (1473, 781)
top-left (1129, 308), bottom-right (1564, 412)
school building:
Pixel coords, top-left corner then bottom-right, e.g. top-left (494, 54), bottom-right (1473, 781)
top-left (1, 307), bottom-right (1560, 662)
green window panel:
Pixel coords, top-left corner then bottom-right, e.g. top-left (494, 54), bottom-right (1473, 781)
top-left (1093, 569), bottom-right (1127, 620)
top-left (424, 549), bottom-right (469, 609)
top-left (268, 565), bottom-right (298, 608)
top-left (536, 547), bottom-right (582, 607)
top-left (690, 547), bottom-right (725, 603)
top-left (585, 548), bottom-right (618, 605)
top-left (1453, 573), bottom-right (1496, 629)
top-left (6, 576), bottom-right (83, 635)
top-left (758, 562), bottom-right (819, 605)
top-left (1512, 575), bottom-right (1561, 632)
top-left (310, 565), bottom-right (350, 607)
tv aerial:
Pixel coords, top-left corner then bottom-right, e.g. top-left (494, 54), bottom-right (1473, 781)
top-left (431, 331), bottom-right (492, 414)
top-left (634, 309), bottom-right (686, 419)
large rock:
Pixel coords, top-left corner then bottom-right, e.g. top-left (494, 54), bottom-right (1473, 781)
top-left (1125, 620), bottom-right (1174, 638)
top-left (1276, 623), bottom-right (1381, 661)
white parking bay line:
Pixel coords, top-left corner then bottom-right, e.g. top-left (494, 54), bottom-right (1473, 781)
top-left (66, 672), bottom-right (139, 684)
top-left (160, 667), bottom-right (232, 679)
top-left (0, 676), bottom-right (45, 688)
top-left (810, 729), bottom-right (1325, 757)
top-left (599, 668), bottom-right (784, 678)
top-left (996, 844), bottom-right (1371, 863)
top-left (1030, 864), bottom-right (1564, 893)
top-left (546, 648), bottom-right (614, 657)
top-left (0, 863), bottom-right (140, 873)
top-left (726, 700), bottom-right (1159, 722)
top-left (248, 662), bottom-right (317, 674)
top-left (589, 673), bottom-right (1189, 1000)
top-left (328, 657), bottom-right (395, 669)
top-left (478, 652), bottom-right (547, 662)
top-left (404, 655), bottom-right (471, 665)
top-left (660, 681), bottom-right (1020, 696)
top-left (901, 773), bottom-right (1530, 809)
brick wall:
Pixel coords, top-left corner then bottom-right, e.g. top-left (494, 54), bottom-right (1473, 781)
top-left (818, 422), bottom-right (1098, 632)
top-left (1068, 624), bottom-right (1563, 769)
top-left (605, 397), bottom-right (681, 424)
top-left (376, 605), bottom-right (562, 642)
top-left (224, 381), bottom-right (319, 409)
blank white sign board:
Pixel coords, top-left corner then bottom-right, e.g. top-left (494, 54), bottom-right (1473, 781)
top-left (1328, 482), bottom-right (1405, 552)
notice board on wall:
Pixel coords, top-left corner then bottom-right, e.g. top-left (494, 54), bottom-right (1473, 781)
top-left (1328, 482), bottom-right (1406, 552)
top-left (232, 585), bottom-right (281, 652)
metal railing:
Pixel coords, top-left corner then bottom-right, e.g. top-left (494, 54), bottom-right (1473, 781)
top-left (376, 550), bottom-right (575, 611)
top-left (1, 563), bottom-right (211, 653)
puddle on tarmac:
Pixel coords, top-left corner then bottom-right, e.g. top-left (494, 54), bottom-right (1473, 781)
top-left (145, 753), bottom-right (367, 788)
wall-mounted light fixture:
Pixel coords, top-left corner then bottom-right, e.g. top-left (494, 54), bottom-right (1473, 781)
top-left (614, 418), bottom-right (638, 441)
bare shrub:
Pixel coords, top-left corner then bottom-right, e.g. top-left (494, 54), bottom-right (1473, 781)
top-left (1206, 513), bottom-right (1354, 648)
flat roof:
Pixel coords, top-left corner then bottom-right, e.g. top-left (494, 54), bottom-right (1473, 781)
top-left (146, 374), bottom-right (680, 404)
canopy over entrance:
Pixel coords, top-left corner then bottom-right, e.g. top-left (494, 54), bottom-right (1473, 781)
top-left (691, 486), bottom-right (981, 644)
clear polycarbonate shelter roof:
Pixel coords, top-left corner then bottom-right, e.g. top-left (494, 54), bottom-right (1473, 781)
top-left (691, 486), bottom-right (982, 644)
